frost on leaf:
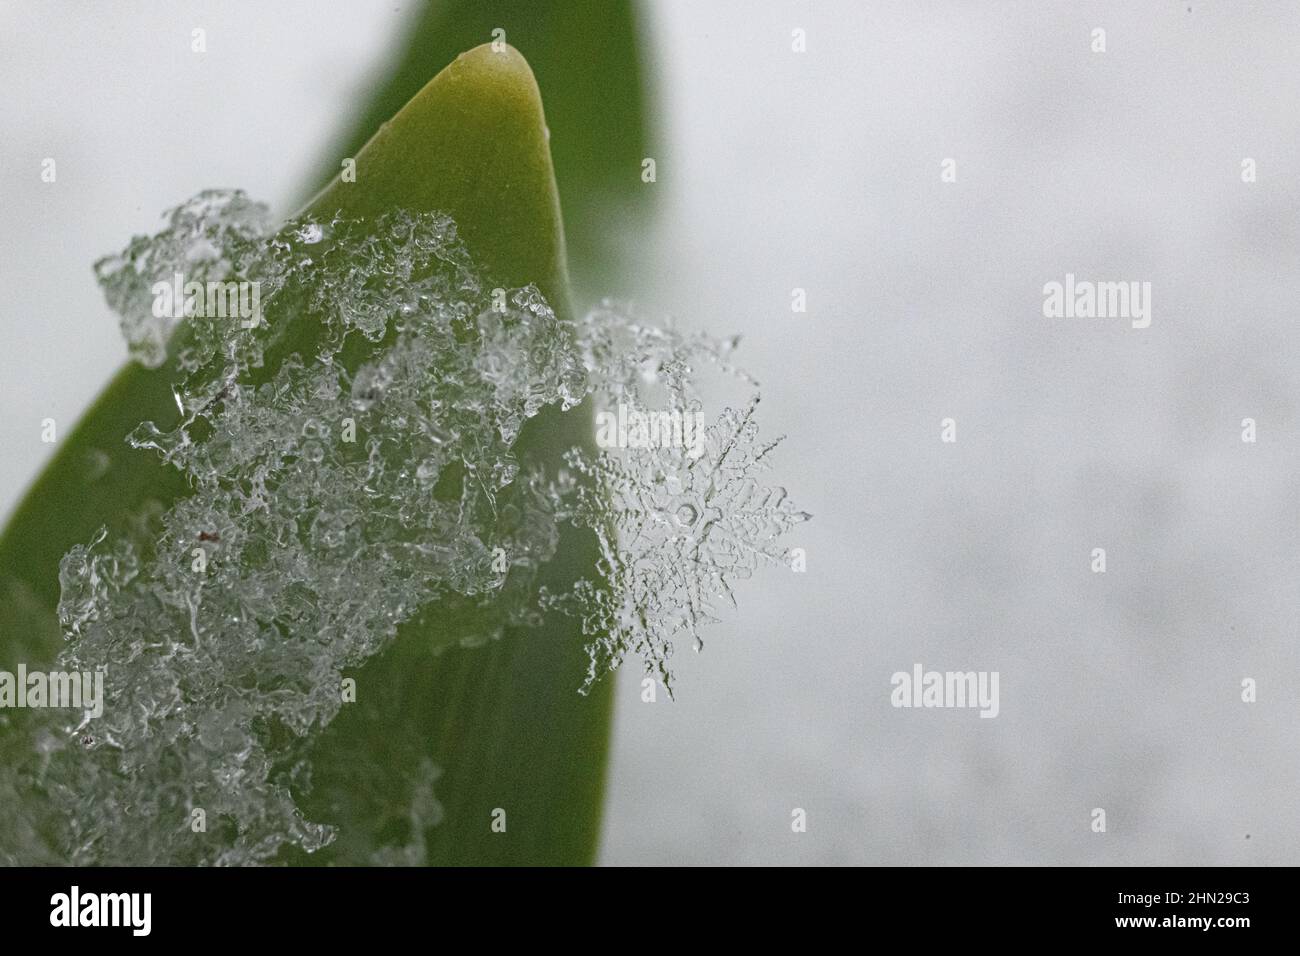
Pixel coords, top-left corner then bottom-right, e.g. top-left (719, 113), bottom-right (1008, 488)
top-left (0, 190), bottom-right (807, 865)
top-left (546, 397), bottom-right (810, 693)
top-left (558, 302), bottom-right (809, 691)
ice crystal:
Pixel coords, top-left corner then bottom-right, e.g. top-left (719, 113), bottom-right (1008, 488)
top-left (546, 398), bottom-right (810, 692)
top-left (93, 191), bottom-right (272, 369)
top-left (576, 299), bottom-right (755, 406)
top-left (0, 190), bottom-right (807, 865)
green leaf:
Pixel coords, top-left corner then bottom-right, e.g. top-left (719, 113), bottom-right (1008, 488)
top-left (309, 0), bottom-right (654, 303)
top-left (0, 42), bottom-right (615, 865)
top-left (290, 42), bottom-right (614, 866)
top-left (307, 42), bottom-right (574, 317)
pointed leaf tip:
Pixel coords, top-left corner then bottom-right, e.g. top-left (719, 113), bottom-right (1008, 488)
top-left (307, 42), bottom-right (571, 317)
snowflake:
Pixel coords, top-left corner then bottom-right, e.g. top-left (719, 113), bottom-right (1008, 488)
top-left (549, 396), bottom-right (810, 693)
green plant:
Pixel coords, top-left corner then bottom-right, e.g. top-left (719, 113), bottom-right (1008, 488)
top-left (311, 0), bottom-right (653, 302)
top-left (0, 12), bottom-right (649, 863)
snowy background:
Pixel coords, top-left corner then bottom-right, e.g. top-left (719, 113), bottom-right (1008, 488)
top-left (1, 0), bottom-right (1297, 864)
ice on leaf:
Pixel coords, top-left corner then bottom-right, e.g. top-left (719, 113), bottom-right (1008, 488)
top-left (547, 397), bottom-right (810, 692)
top-left (0, 191), bottom-right (807, 865)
